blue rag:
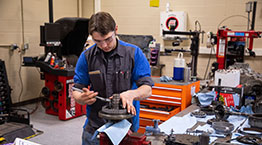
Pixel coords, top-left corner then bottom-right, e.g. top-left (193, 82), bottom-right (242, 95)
top-left (160, 76), bottom-right (173, 82)
top-left (196, 91), bottom-right (216, 107)
top-left (91, 119), bottom-right (131, 145)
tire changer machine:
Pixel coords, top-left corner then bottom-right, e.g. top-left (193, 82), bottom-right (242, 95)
top-left (26, 17), bottom-right (90, 120)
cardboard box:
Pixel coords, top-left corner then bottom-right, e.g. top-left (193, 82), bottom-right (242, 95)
top-left (215, 69), bottom-right (240, 87)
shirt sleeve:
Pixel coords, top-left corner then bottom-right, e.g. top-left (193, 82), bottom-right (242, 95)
top-left (132, 46), bottom-right (154, 87)
top-left (73, 50), bottom-right (90, 88)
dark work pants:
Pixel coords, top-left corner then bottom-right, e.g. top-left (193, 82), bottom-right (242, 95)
top-left (82, 129), bottom-right (99, 145)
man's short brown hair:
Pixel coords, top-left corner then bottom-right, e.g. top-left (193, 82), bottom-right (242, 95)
top-left (88, 12), bottom-right (116, 36)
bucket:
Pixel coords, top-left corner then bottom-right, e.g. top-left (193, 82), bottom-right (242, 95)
top-left (173, 52), bottom-right (185, 81)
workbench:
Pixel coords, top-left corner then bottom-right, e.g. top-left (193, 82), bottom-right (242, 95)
top-left (145, 104), bottom-right (199, 145)
top-left (154, 104), bottom-right (252, 145)
top-left (138, 77), bottom-right (200, 133)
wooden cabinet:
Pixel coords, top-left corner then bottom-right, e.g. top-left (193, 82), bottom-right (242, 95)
top-left (138, 78), bottom-right (200, 133)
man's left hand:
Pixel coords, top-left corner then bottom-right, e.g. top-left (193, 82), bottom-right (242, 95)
top-left (119, 90), bottom-right (136, 115)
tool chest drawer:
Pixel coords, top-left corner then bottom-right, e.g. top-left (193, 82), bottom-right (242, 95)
top-left (140, 107), bottom-right (181, 121)
top-left (138, 78), bottom-right (200, 133)
top-left (142, 86), bottom-right (183, 106)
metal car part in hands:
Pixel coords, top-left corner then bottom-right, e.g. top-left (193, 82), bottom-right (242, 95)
top-left (98, 94), bottom-right (134, 120)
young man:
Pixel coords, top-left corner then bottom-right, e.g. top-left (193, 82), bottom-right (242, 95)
top-left (72, 12), bottom-right (153, 145)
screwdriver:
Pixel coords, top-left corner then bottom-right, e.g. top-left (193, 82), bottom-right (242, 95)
top-left (71, 86), bottom-right (110, 102)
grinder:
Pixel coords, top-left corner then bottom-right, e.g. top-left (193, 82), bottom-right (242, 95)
top-left (98, 94), bottom-right (134, 121)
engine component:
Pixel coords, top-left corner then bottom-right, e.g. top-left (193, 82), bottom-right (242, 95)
top-left (236, 135), bottom-right (262, 145)
top-left (248, 114), bottom-right (262, 129)
top-left (98, 94), bottom-right (134, 121)
top-left (212, 121), bottom-right (234, 135)
top-left (238, 127), bottom-right (262, 137)
top-left (200, 105), bottom-right (215, 115)
top-left (214, 104), bottom-right (229, 120)
top-left (228, 63), bottom-right (262, 102)
top-left (164, 128), bottom-right (209, 145)
top-left (253, 98), bottom-right (262, 113)
top-left (213, 104), bottom-right (262, 130)
top-left (164, 130), bottom-right (176, 145)
top-left (214, 104), bottom-right (254, 120)
top-left (165, 133), bottom-right (200, 145)
top-left (186, 121), bottom-right (207, 135)
top-left (207, 118), bottom-right (229, 125)
top-left (190, 110), bottom-right (206, 118)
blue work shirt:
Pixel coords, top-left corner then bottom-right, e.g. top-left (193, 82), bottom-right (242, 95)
top-left (74, 39), bottom-right (153, 133)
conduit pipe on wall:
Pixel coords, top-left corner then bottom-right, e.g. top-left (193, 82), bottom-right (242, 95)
top-left (94, 0), bottom-right (101, 13)
top-left (77, 0), bottom-right (83, 17)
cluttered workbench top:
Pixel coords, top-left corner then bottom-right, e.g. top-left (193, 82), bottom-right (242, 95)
top-left (145, 63), bottom-right (262, 144)
top-left (147, 103), bottom-right (261, 145)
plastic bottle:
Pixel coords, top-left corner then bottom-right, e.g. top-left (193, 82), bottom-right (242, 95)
top-left (50, 56), bottom-right (55, 66)
top-left (44, 52), bottom-right (52, 62)
top-left (173, 52), bottom-right (185, 81)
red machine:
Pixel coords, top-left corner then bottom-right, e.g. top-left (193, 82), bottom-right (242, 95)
top-left (41, 71), bottom-right (86, 120)
top-left (36, 17), bottom-right (89, 120)
top-left (216, 28), bottom-right (261, 69)
top-left (23, 2), bottom-right (89, 120)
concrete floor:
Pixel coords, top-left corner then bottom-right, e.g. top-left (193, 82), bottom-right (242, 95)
top-left (23, 103), bottom-right (86, 145)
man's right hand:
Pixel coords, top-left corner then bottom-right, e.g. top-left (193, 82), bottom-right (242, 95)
top-left (72, 88), bottom-right (98, 105)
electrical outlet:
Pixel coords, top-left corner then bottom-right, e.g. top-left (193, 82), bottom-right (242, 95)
top-left (10, 44), bottom-right (19, 51)
top-left (22, 43), bottom-right (29, 51)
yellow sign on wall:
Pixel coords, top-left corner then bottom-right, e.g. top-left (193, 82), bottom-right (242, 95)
top-left (150, 0), bottom-right (159, 7)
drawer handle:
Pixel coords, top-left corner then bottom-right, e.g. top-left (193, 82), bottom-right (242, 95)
top-left (140, 118), bottom-right (163, 123)
top-left (153, 86), bottom-right (182, 91)
top-left (151, 94), bottom-right (181, 100)
top-left (140, 118), bottom-right (153, 121)
top-left (140, 108), bottom-right (169, 115)
top-left (146, 98), bottom-right (181, 105)
top-left (139, 126), bottom-right (146, 129)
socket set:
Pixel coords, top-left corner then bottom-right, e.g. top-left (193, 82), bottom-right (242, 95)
top-left (0, 59), bottom-right (12, 124)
